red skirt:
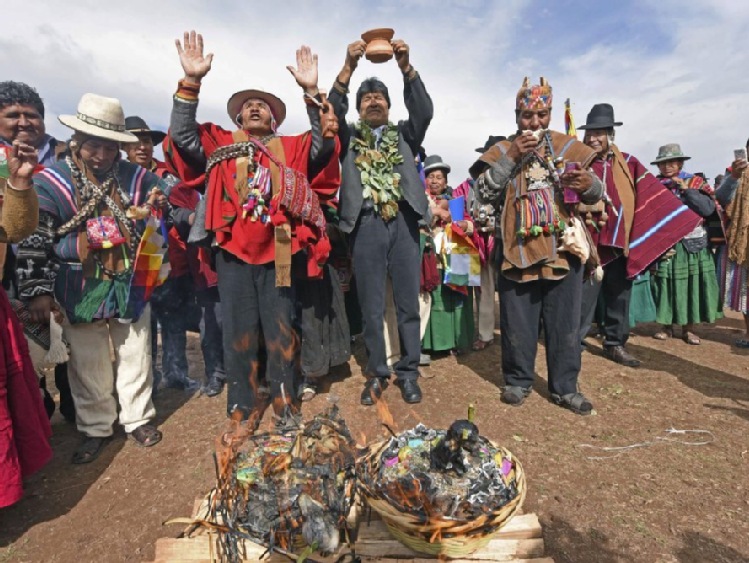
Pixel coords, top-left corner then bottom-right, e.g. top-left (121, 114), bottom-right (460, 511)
top-left (0, 288), bottom-right (52, 508)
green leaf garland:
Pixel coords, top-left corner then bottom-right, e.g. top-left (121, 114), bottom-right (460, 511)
top-left (352, 121), bottom-right (404, 221)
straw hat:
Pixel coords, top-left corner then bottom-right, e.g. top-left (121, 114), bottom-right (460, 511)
top-left (226, 89), bottom-right (286, 127)
top-left (58, 93), bottom-right (138, 143)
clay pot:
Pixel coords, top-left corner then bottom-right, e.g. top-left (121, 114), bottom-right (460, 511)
top-left (361, 28), bottom-right (394, 63)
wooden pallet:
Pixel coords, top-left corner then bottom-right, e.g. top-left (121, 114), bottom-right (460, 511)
top-left (147, 498), bottom-right (552, 562)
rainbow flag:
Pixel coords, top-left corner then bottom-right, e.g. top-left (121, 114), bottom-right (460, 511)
top-left (564, 98), bottom-right (577, 138)
top-left (441, 224), bottom-right (480, 287)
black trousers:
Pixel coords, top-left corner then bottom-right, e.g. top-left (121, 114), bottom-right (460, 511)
top-left (350, 205), bottom-right (421, 381)
top-left (498, 257), bottom-right (583, 396)
top-left (215, 250), bottom-right (296, 420)
top-left (579, 256), bottom-right (632, 347)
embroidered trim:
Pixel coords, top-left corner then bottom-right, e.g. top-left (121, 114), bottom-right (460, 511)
top-left (76, 113), bottom-right (125, 132)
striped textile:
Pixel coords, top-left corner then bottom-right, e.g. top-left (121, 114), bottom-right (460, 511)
top-left (18, 160), bottom-right (166, 323)
top-left (718, 247), bottom-right (749, 314)
top-left (623, 155), bottom-right (703, 278)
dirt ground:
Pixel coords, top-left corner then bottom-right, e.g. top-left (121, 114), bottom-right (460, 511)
top-left (2, 313), bottom-right (749, 563)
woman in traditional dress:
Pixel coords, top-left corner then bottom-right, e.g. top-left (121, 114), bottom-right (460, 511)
top-left (420, 155), bottom-right (475, 355)
top-left (716, 139), bottom-right (749, 347)
top-left (650, 144), bottom-right (722, 345)
top-left (0, 140), bottom-right (52, 508)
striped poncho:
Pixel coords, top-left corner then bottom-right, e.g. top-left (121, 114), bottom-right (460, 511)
top-left (17, 159), bottom-right (167, 324)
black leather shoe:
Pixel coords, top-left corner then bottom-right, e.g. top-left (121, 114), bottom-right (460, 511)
top-left (604, 345), bottom-right (641, 367)
top-left (396, 379), bottom-right (422, 404)
top-left (202, 376), bottom-right (225, 397)
top-left (361, 378), bottom-right (388, 406)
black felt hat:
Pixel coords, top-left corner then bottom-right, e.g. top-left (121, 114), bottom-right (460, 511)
top-left (577, 103), bottom-right (622, 130)
top-left (124, 116), bottom-right (167, 144)
top-left (475, 135), bottom-right (506, 153)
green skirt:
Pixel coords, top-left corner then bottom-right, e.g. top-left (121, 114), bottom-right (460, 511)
top-left (629, 271), bottom-right (657, 326)
top-left (651, 242), bottom-right (722, 325)
top-left (422, 280), bottom-right (474, 352)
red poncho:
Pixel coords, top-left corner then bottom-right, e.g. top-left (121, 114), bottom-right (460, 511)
top-left (164, 124), bottom-right (339, 278)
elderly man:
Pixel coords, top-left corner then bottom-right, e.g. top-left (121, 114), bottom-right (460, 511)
top-left (329, 37), bottom-right (432, 406)
top-left (165, 31), bottom-right (339, 426)
top-left (17, 93), bottom-right (170, 463)
top-left (0, 81), bottom-right (75, 423)
top-left (577, 104), bottom-right (702, 367)
top-left (475, 77), bottom-right (602, 415)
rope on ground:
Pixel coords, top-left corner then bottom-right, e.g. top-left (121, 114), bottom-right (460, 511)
top-left (577, 428), bottom-right (715, 460)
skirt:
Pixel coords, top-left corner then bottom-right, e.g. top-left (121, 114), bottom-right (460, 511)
top-left (652, 242), bottom-right (722, 325)
top-left (422, 279), bottom-right (474, 352)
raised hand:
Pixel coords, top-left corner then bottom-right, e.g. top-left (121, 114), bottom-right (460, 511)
top-left (391, 39), bottom-right (410, 72)
top-left (175, 30), bottom-right (213, 83)
top-left (337, 40), bottom-right (366, 85)
top-left (287, 45), bottom-right (319, 95)
top-left (8, 140), bottom-right (38, 188)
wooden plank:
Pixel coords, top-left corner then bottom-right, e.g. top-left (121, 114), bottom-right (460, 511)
top-left (356, 514), bottom-right (541, 542)
top-left (355, 538), bottom-right (545, 561)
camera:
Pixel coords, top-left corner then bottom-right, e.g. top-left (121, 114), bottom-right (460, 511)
top-left (474, 203), bottom-right (497, 233)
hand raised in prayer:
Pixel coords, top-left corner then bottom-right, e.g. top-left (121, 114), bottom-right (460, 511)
top-left (176, 30), bottom-right (214, 83)
top-left (391, 39), bottom-right (410, 72)
top-left (731, 158), bottom-right (748, 180)
top-left (287, 45), bottom-right (319, 95)
top-left (560, 169), bottom-right (594, 194)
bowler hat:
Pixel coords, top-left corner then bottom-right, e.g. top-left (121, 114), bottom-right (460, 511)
top-left (577, 103), bottom-right (622, 130)
top-left (651, 143), bottom-right (691, 165)
top-left (475, 135), bottom-right (506, 153)
top-left (125, 116), bottom-right (166, 144)
top-left (423, 154), bottom-right (451, 175)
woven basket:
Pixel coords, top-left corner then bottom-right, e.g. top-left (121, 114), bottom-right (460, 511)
top-left (358, 439), bottom-right (526, 558)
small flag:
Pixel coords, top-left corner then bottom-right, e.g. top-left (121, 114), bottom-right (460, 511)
top-left (564, 98), bottom-right (577, 138)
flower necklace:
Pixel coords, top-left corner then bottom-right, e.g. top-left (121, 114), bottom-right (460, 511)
top-left (352, 121), bottom-right (404, 221)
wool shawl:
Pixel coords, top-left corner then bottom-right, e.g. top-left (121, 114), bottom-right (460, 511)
top-left (484, 131), bottom-right (596, 282)
top-left (30, 159), bottom-right (162, 322)
top-left (164, 123), bottom-right (339, 279)
top-left (725, 170), bottom-right (749, 268)
top-left (589, 148), bottom-right (702, 277)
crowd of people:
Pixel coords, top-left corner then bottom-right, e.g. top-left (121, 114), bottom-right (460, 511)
top-left (2, 30), bottom-right (747, 508)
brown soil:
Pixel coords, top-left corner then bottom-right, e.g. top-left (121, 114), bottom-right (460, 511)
top-left (2, 314), bottom-right (749, 563)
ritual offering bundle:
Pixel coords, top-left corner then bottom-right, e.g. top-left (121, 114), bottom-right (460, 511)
top-left (357, 418), bottom-right (526, 558)
top-left (210, 406), bottom-right (358, 562)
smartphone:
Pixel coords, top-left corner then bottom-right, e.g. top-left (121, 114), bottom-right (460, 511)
top-left (735, 148), bottom-right (747, 161)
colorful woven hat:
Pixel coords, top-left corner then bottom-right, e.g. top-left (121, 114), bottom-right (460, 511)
top-left (651, 143), bottom-right (691, 165)
top-left (516, 77), bottom-right (552, 111)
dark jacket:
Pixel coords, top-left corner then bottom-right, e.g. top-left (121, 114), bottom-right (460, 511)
top-left (329, 73), bottom-right (433, 233)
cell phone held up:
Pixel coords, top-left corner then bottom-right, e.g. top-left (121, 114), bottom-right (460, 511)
top-left (562, 161), bottom-right (581, 204)
top-left (734, 148), bottom-right (747, 162)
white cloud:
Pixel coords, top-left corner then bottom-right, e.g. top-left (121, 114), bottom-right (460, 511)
top-left (3, 0), bottom-right (747, 181)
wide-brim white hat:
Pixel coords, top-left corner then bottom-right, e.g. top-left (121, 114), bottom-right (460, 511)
top-left (227, 89), bottom-right (286, 128)
top-left (58, 93), bottom-right (138, 143)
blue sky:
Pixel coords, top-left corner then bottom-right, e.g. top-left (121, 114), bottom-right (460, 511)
top-left (4, 0), bottom-right (748, 181)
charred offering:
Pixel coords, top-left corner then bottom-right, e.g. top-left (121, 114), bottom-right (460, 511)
top-left (360, 421), bottom-right (519, 521)
top-left (212, 406), bottom-right (357, 561)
